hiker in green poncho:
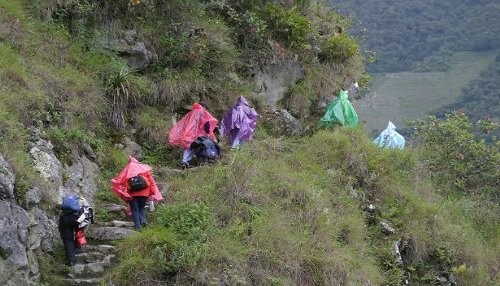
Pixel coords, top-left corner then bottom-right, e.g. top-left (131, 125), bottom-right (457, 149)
top-left (318, 89), bottom-right (358, 128)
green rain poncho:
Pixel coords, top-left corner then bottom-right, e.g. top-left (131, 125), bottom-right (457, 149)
top-left (318, 90), bottom-right (358, 128)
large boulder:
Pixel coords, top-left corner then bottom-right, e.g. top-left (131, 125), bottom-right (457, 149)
top-left (123, 137), bottom-right (142, 160)
top-left (29, 134), bottom-right (63, 205)
top-left (0, 200), bottom-right (30, 286)
top-left (252, 55), bottom-right (305, 106)
top-left (103, 29), bottom-right (157, 71)
top-left (261, 108), bottom-right (303, 137)
top-left (29, 128), bottom-right (100, 206)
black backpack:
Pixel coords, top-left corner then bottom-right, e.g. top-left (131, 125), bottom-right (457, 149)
top-left (128, 175), bottom-right (148, 191)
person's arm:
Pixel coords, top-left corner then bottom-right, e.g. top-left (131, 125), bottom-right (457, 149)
top-left (144, 172), bottom-right (160, 197)
top-left (204, 121), bottom-right (211, 134)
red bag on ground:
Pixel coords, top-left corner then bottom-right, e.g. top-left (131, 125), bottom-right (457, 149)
top-left (75, 229), bottom-right (87, 247)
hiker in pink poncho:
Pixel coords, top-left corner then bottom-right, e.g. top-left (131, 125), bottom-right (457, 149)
top-left (111, 157), bottom-right (163, 230)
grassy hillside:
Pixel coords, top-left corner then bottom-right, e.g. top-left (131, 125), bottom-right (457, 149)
top-left (104, 129), bottom-right (499, 285)
top-left (353, 51), bottom-right (497, 134)
top-left (0, 0), bottom-right (364, 200)
top-left (0, 1), bottom-right (498, 286)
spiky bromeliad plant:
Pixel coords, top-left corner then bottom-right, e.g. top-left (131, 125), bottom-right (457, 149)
top-left (105, 63), bottom-right (142, 130)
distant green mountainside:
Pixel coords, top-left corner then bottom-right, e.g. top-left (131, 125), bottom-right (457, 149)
top-left (352, 51), bottom-right (497, 134)
top-left (438, 53), bottom-right (500, 122)
top-left (330, 0), bottom-right (500, 72)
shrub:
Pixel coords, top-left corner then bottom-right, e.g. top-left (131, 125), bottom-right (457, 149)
top-left (263, 3), bottom-right (312, 48)
top-left (411, 112), bottom-right (499, 196)
top-left (320, 34), bottom-right (359, 63)
top-left (104, 61), bottom-right (151, 130)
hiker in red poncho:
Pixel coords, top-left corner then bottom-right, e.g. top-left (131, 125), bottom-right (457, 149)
top-left (168, 102), bottom-right (218, 168)
top-left (111, 157), bottom-right (163, 230)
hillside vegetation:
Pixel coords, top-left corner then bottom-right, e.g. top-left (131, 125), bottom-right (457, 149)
top-left (0, 0), bottom-right (364, 201)
top-left (0, 1), bottom-right (498, 286)
top-left (331, 0), bottom-right (500, 73)
top-left (103, 129), bottom-right (499, 285)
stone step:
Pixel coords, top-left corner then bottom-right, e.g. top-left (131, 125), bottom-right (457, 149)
top-left (87, 226), bottom-right (136, 240)
top-left (108, 220), bottom-right (135, 228)
top-left (84, 244), bottom-right (116, 254)
top-left (101, 203), bottom-right (127, 213)
top-left (62, 277), bottom-right (101, 286)
top-left (76, 251), bottom-right (106, 264)
top-left (76, 252), bottom-right (117, 264)
top-left (71, 255), bottom-right (115, 277)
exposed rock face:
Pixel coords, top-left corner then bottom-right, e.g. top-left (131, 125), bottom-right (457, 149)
top-left (29, 131), bottom-right (63, 205)
top-left (29, 128), bottom-right (99, 206)
top-left (261, 108), bottom-right (303, 136)
top-left (0, 155), bottom-right (15, 200)
top-left (0, 154), bottom-right (58, 286)
top-left (62, 148), bottom-right (100, 207)
top-left (103, 29), bottom-right (156, 71)
top-left (0, 200), bottom-right (30, 285)
top-left (123, 137), bottom-right (142, 160)
top-left (252, 57), bottom-right (305, 106)
top-left (0, 128), bottom-right (102, 285)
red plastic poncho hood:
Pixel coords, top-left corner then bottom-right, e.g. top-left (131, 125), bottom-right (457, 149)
top-left (110, 157), bottom-right (163, 202)
top-left (168, 103), bottom-right (218, 149)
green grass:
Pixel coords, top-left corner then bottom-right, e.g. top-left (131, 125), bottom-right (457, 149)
top-left (354, 51), bottom-right (498, 133)
top-left (107, 129), bottom-right (499, 285)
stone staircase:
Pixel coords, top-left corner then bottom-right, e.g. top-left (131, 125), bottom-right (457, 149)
top-left (63, 203), bottom-right (136, 286)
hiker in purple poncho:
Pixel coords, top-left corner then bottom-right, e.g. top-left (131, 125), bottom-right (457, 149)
top-left (220, 96), bottom-right (258, 149)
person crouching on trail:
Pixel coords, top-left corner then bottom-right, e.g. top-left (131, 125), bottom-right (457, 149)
top-left (111, 157), bottom-right (163, 231)
top-left (220, 96), bottom-right (258, 149)
top-left (168, 102), bottom-right (219, 169)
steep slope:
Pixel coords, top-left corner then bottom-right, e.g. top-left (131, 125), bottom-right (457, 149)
top-left (0, 1), bottom-right (498, 286)
top-left (104, 130), bottom-right (499, 285)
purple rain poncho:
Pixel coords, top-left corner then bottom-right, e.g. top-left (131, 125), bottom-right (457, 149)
top-left (220, 96), bottom-right (258, 146)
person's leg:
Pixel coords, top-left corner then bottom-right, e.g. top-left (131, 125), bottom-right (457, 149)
top-left (62, 236), bottom-right (76, 266)
top-left (182, 148), bottom-right (193, 164)
top-left (182, 148), bottom-right (193, 168)
top-left (137, 196), bottom-right (148, 227)
top-left (231, 135), bottom-right (241, 149)
top-left (230, 129), bottom-right (241, 149)
top-left (128, 197), bottom-right (141, 230)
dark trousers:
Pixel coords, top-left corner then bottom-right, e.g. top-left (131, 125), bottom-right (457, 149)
top-left (62, 236), bottom-right (76, 266)
top-left (129, 196), bottom-right (148, 230)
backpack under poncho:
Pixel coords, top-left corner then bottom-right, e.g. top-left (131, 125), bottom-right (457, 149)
top-left (373, 121), bottom-right (405, 149)
top-left (318, 90), bottom-right (358, 128)
top-left (220, 96), bottom-right (258, 145)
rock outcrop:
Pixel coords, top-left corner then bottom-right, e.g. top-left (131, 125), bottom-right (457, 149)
top-left (0, 128), bottom-right (102, 285)
top-left (252, 56), bottom-right (305, 106)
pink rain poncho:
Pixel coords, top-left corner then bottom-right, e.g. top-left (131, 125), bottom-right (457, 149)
top-left (168, 103), bottom-right (219, 149)
top-left (220, 96), bottom-right (258, 145)
top-left (111, 157), bottom-right (163, 202)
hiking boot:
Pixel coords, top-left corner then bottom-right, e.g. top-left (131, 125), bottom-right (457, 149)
top-left (181, 162), bottom-right (189, 170)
